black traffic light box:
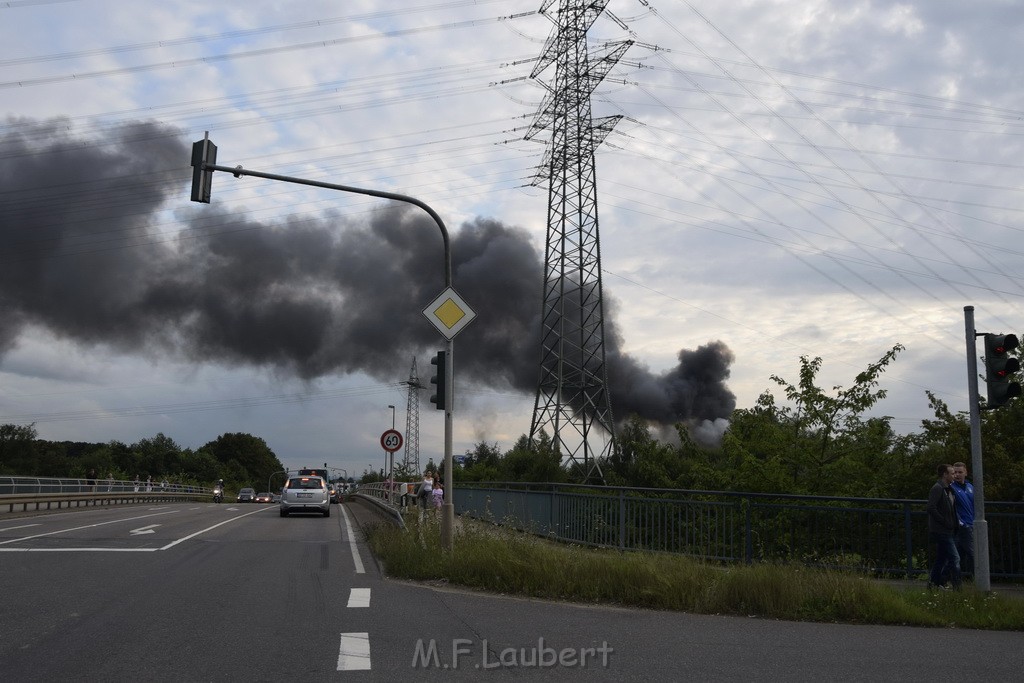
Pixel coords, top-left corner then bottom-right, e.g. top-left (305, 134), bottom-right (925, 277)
top-left (429, 350), bottom-right (447, 411)
top-left (190, 137), bottom-right (217, 203)
top-left (983, 333), bottom-right (1021, 409)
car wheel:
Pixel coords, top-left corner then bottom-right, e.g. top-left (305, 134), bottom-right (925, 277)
top-left (280, 509), bottom-right (288, 517)
top-left (323, 507), bottom-right (331, 518)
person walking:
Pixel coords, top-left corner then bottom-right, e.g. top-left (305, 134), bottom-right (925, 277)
top-left (950, 461), bottom-right (975, 578)
top-left (927, 463), bottom-right (961, 590)
top-left (418, 470), bottom-right (433, 510)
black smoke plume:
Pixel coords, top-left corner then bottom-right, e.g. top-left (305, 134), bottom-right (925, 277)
top-left (0, 119), bottom-right (735, 434)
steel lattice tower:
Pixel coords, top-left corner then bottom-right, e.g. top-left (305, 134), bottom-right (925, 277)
top-left (526, 0), bottom-right (630, 481)
top-left (402, 357), bottom-right (422, 475)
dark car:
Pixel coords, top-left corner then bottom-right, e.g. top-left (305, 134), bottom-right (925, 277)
top-left (237, 487), bottom-right (256, 503)
top-left (329, 483), bottom-right (342, 504)
top-left (255, 491), bottom-right (273, 503)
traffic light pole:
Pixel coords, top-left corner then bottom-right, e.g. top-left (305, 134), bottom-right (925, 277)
top-left (964, 305), bottom-right (991, 591)
top-left (193, 142), bottom-right (457, 552)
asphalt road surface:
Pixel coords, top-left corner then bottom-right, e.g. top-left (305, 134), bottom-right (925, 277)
top-left (0, 499), bottom-right (1020, 681)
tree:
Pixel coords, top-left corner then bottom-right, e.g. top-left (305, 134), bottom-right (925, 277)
top-left (724, 345), bottom-right (906, 495)
top-left (200, 433), bottom-right (285, 488)
top-left (130, 433), bottom-right (182, 479)
top-left (502, 433), bottom-right (566, 483)
top-left (604, 416), bottom-right (680, 489)
top-left (0, 423), bottom-right (39, 474)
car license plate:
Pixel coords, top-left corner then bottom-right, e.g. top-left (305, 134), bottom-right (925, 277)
top-left (297, 493), bottom-right (313, 498)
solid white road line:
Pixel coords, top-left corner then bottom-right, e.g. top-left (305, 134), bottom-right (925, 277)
top-left (347, 588), bottom-right (371, 608)
top-left (337, 632), bottom-right (371, 671)
top-left (339, 504), bottom-right (365, 574)
top-left (159, 506), bottom-right (268, 550)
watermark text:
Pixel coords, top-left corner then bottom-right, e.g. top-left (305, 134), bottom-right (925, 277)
top-left (412, 637), bottom-right (613, 670)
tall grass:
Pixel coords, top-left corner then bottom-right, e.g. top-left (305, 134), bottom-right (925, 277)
top-left (366, 516), bottom-right (1024, 630)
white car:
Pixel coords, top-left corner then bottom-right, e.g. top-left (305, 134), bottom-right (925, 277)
top-left (279, 476), bottom-right (330, 517)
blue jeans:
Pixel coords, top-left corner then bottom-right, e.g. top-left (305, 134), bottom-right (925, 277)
top-left (954, 525), bottom-right (974, 578)
top-left (929, 531), bottom-right (961, 588)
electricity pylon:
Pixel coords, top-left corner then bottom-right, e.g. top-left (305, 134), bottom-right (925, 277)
top-left (402, 357), bottom-right (422, 476)
top-left (525, 0), bottom-right (631, 482)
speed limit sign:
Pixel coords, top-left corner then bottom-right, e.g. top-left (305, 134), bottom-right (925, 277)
top-left (380, 429), bottom-right (403, 453)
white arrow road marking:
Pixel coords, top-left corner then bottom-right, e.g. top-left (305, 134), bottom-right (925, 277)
top-left (0, 510), bottom-right (174, 547)
top-left (347, 588), bottom-right (370, 608)
top-left (130, 524), bottom-right (161, 535)
top-left (337, 633), bottom-right (371, 671)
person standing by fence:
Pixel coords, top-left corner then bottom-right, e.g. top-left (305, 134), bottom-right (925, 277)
top-left (418, 470), bottom-right (433, 509)
top-left (950, 461), bottom-right (975, 579)
top-left (927, 464), bottom-right (961, 590)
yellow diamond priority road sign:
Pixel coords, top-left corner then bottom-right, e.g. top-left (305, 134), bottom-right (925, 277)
top-left (423, 287), bottom-right (476, 340)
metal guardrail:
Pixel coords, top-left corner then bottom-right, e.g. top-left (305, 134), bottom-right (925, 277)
top-left (0, 476), bottom-right (212, 513)
top-left (454, 482), bottom-right (1024, 580)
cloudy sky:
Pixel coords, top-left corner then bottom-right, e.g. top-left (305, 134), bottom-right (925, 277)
top-left (1, 0), bottom-right (1022, 478)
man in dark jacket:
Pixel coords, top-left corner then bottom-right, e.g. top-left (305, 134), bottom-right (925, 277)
top-left (927, 463), bottom-right (961, 590)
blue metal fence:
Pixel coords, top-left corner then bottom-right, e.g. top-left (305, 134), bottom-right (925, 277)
top-left (454, 483), bottom-right (1024, 579)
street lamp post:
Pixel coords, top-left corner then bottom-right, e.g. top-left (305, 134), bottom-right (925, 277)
top-left (387, 404), bottom-right (396, 505)
top-left (192, 135), bottom-right (458, 552)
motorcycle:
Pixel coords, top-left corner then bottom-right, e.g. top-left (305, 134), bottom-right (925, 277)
top-left (213, 486), bottom-right (223, 504)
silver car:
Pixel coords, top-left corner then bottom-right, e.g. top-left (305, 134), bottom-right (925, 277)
top-left (279, 475), bottom-right (330, 517)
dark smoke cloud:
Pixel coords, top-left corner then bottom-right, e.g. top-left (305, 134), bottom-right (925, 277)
top-left (0, 118), bottom-right (735, 431)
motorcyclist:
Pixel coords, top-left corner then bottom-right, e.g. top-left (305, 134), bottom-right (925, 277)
top-left (213, 479), bottom-right (224, 502)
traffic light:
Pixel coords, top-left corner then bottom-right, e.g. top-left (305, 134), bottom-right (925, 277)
top-left (983, 333), bottom-right (1021, 409)
top-left (190, 136), bottom-right (218, 203)
top-left (429, 350), bottom-right (447, 411)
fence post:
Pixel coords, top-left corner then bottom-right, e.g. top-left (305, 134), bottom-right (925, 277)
top-left (744, 496), bottom-right (753, 564)
top-left (904, 501), bottom-right (914, 579)
top-left (550, 484), bottom-right (556, 536)
top-left (618, 488), bottom-right (626, 550)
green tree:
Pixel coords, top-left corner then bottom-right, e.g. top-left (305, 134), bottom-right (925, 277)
top-left (129, 433), bottom-right (182, 479)
top-left (0, 423), bottom-right (39, 474)
top-left (761, 344), bottom-right (905, 493)
top-left (605, 416), bottom-right (680, 489)
top-left (200, 433), bottom-right (285, 489)
top-left (502, 433), bottom-right (567, 483)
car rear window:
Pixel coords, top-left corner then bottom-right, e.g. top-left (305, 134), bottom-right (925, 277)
top-left (286, 477), bottom-right (324, 489)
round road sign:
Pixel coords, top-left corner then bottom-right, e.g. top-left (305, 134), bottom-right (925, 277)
top-left (380, 429), bottom-right (403, 453)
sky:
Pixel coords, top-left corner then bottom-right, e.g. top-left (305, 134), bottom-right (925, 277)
top-left (1, 0), bottom-right (1022, 479)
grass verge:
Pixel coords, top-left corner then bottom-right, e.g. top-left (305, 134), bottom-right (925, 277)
top-left (366, 515), bottom-right (1024, 630)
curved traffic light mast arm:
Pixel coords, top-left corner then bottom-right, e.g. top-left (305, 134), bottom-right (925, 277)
top-left (203, 162), bottom-right (452, 288)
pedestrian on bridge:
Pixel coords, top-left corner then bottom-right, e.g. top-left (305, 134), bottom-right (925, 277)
top-left (950, 461), bottom-right (975, 579)
top-left (418, 470), bottom-right (433, 510)
top-left (927, 463), bottom-right (961, 590)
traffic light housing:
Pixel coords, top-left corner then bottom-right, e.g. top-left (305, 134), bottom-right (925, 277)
top-left (190, 137), bottom-right (218, 203)
top-left (429, 350), bottom-right (447, 411)
top-left (983, 333), bottom-right (1021, 409)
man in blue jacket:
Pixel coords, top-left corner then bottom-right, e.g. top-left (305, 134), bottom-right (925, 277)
top-left (950, 461), bottom-right (975, 579)
top-left (927, 463), bottom-right (961, 590)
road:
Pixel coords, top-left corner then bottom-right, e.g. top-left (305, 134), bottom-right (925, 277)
top-left (0, 499), bottom-right (1020, 681)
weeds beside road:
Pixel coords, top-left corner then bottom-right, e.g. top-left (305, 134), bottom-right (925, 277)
top-left (366, 515), bottom-right (1024, 630)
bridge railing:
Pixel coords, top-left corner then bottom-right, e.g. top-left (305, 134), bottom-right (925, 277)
top-left (0, 476), bottom-right (212, 513)
top-left (454, 482), bottom-right (1024, 580)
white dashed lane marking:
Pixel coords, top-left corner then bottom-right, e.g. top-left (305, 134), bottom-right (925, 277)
top-left (347, 588), bottom-right (371, 608)
top-left (337, 632), bottom-right (371, 671)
